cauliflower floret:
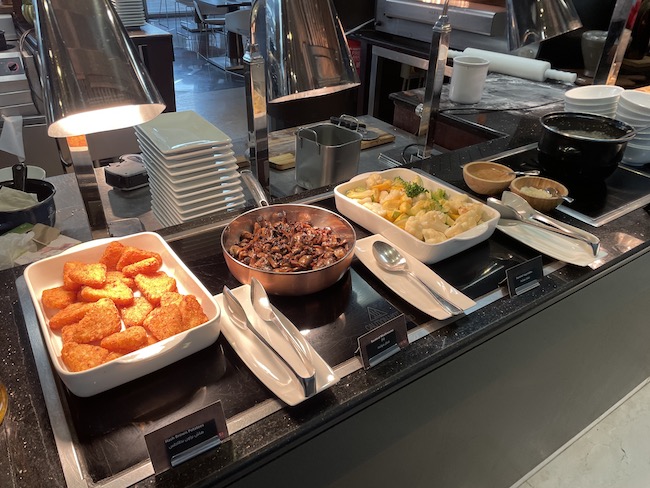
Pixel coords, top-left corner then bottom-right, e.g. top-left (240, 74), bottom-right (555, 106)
top-left (444, 194), bottom-right (470, 215)
top-left (404, 210), bottom-right (448, 240)
top-left (379, 188), bottom-right (404, 204)
top-left (363, 201), bottom-right (387, 217)
top-left (444, 204), bottom-right (483, 238)
top-left (365, 174), bottom-right (383, 188)
top-left (422, 228), bottom-right (447, 243)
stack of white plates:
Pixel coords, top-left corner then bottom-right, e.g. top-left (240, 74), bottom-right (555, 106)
top-left (615, 90), bottom-right (650, 166)
top-left (136, 111), bottom-right (245, 226)
top-left (564, 85), bottom-right (624, 118)
top-left (111, 0), bottom-right (146, 29)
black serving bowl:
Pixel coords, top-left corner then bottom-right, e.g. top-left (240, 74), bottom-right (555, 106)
top-left (0, 179), bottom-right (56, 234)
top-left (538, 112), bottom-right (637, 182)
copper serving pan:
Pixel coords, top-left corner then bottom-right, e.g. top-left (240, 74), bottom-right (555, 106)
top-left (221, 171), bottom-right (356, 296)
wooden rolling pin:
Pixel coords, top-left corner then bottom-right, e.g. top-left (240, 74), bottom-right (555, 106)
top-left (449, 48), bottom-right (577, 83)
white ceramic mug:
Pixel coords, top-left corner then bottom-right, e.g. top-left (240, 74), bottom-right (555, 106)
top-left (449, 56), bottom-right (490, 104)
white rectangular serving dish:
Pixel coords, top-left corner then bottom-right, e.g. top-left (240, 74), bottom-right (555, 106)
top-left (334, 168), bottom-right (500, 264)
top-left (23, 232), bottom-right (221, 397)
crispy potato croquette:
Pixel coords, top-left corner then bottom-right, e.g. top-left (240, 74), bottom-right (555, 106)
top-left (100, 326), bottom-right (148, 353)
top-left (62, 262), bottom-right (83, 291)
top-left (79, 280), bottom-right (134, 307)
top-left (49, 302), bottom-right (93, 330)
top-left (116, 247), bottom-right (162, 271)
top-left (135, 271), bottom-right (177, 306)
top-left (121, 256), bottom-right (162, 277)
top-left (61, 342), bottom-right (110, 372)
top-left (120, 296), bottom-right (154, 327)
top-left (179, 295), bottom-right (209, 329)
top-left (160, 291), bottom-right (184, 307)
top-left (99, 241), bottom-right (126, 271)
top-left (61, 298), bottom-right (122, 344)
top-left (106, 271), bottom-right (136, 290)
top-left (41, 240), bottom-right (213, 373)
top-left (67, 262), bottom-right (107, 288)
top-left (143, 304), bottom-right (185, 340)
top-left (42, 286), bottom-right (78, 310)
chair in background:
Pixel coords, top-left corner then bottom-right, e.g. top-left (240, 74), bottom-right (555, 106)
top-left (192, 0), bottom-right (228, 60)
top-left (223, 8), bottom-right (251, 72)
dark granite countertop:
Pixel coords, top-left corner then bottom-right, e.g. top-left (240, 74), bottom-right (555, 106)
top-left (3, 79), bottom-right (650, 487)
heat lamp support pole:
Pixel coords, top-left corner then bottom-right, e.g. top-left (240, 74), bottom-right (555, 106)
top-left (243, 0), bottom-right (270, 191)
top-left (417, 6), bottom-right (451, 160)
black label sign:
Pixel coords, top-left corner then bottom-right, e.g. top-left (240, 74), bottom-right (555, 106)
top-left (506, 255), bottom-right (543, 297)
top-left (358, 313), bottom-right (408, 369)
top-left (165, 420), bottom-right (219, 467)
top-left (145, 401), bottom-right (229, 473)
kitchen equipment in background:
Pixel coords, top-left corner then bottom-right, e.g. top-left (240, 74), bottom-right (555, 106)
top-left (375, 0), bottom-right (508, 52)
top-left (0, 164), bottom-right (45, 181)
top-left (538, 112), bottom-right (636, 182)
top-left (448, 55), bottom-right (490, 104)
top-left (295, 122), bottom-right (362, 190)
top-left (0, 52), bottom-right (38, 117)
top-left (0, 178), bottom-right (56, 233)
top-left (563, 84), bottom-right (624, 117)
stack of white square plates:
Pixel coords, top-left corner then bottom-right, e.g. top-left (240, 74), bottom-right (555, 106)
top-left (111, 0), bottom-right (146, 29)
top-left (136, 111), bottom-right (245, 227)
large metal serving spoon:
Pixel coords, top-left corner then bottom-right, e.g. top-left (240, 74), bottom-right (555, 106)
top-left (372, 240), bottom-right (464, 316)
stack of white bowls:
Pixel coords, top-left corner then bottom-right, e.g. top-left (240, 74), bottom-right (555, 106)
top-left (615, 90), bottom-right (650, 166)
top-left (564, 85), bottom-right (624, 118)
top-left (136, 111), bottom-right (245, 227)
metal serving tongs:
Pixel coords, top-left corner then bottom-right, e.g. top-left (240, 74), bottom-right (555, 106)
top-left (222, 286), bottom-right (317, 398)
top-left (487, 191), bottom-right (601, 256)
top-left (249, 278), bottom-right (317, 386)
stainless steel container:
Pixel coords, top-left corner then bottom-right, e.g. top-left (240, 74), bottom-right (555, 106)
top-left (295, 123), bottom-right (362, 190)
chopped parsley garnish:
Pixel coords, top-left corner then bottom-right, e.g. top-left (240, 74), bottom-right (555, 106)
top-left (396, 177), bottom-right (427, 198)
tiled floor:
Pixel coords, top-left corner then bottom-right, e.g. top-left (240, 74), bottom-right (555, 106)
top-left (516, 378), bottom-right (650, 488)
top-left (146, 13), bottom-right (650, 488)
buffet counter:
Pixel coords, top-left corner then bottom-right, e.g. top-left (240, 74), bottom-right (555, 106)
top-left (4, 79), bottom-right (650, 488)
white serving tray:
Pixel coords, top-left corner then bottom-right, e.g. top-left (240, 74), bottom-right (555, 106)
top-left (23, 232), bottom-right (221, 397)
top-left (334, 168), bottom-right (500, 264)
top-left (355, 235), bottom-right (476, 319)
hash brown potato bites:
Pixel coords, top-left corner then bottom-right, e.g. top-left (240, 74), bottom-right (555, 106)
top-left (40, 241), bottom-right (211, 373)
